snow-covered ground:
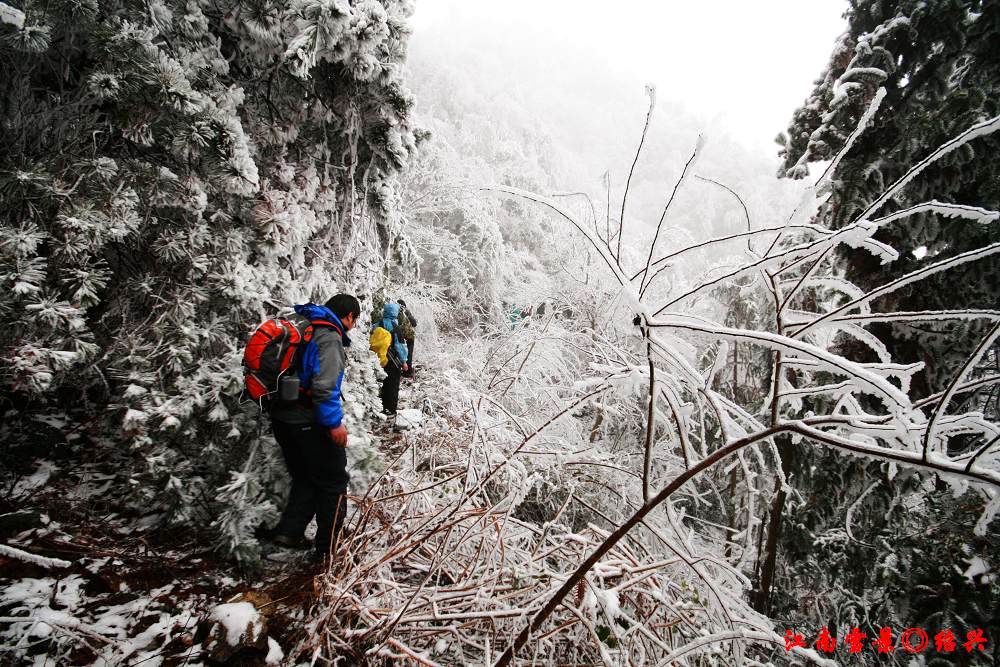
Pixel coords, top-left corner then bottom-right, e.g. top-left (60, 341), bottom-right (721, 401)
top-left (0, 361), bottom-right (452, 665)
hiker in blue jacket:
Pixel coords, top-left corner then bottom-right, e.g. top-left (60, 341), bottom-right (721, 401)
top-left (264, 294), bottom-right (360, 561)
top-left (376, 302), bottom-right (409, 415)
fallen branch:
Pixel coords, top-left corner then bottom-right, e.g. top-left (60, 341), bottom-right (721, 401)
top-left (0, 544), bottom-right (72, 569)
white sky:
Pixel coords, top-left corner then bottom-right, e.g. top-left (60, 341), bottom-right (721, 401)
top-left (410, 0), bottom-right (848, 154)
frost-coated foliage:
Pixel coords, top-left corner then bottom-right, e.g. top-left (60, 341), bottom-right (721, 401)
top-left (0, 0), bottom-right (417, 563)
top-left (3, 1), bottom-right (999, 663)
top-left (396, 57), bottom-right (567, 331)
top-left (294, 100), bottom-right (1000, 664)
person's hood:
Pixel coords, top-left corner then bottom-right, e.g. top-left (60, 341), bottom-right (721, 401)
top-left (294, 303), bottom-right (351, 346)
top-left (382, 303), bottom-right (400, 319)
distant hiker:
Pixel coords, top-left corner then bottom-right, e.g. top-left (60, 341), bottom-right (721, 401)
top-left (369, 302), bottom-right (409, 415)
top-left (508, 305), bottom-right (525, 330)
top-left (397, 299), bottom-right (417, 376)
top-left (251, 294), bottom-right (360, 561)
top-left (369, 289), bottom-right (387, 328)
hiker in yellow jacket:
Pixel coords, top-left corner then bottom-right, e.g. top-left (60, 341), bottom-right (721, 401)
top-left (369, 302), bottom-right (409, 415)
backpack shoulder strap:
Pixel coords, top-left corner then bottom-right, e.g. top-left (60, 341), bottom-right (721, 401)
top-left (310, 319), bottom-right (344, 337)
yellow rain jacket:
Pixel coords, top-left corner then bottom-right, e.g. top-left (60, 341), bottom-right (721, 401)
top-left (369, 326), bottom-right (392, 367)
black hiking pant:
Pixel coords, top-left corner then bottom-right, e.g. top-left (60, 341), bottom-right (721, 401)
top-left (271, 419), bottom-right (349, 556)
top-left (380, 360), bottom-right (402, 413)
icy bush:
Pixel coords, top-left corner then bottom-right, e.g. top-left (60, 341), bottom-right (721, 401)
top-left (0, 0), bottom-right (417, 561)
top-left (295, 94), bottom-right (1000, 665)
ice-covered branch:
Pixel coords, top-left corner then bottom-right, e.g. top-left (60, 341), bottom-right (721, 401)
top-left (0, 2), bottom-right (24, 29)
top-left (869, 200), bottom-right (1000, 226)
top-left (638, 136), bottom-right (704, 297)
top-left (694, 176), bottom-right (755, 256)
top-left (493, 413), bottom-right (999, 665)
top-left (815, 86), bottom-right (886, 193)
top-left (923, 323), bottom-right (1000, 461)
top-left (483, 185), bottom-right (627, 287)
top-left (0, 544), bottom-right (72, 569)
top-left (790, 241), bottom-right (1000, 339)
top-left (828, 310), bottom-right (1000, 326)
top-left (633, 223), bottom-right (832, 283)
top-left (649, 313), bottom-right (910, 410)
top-left (854, 113), bottom-right (1000, 221)
top-left (619, 85), bottom-right (657, 263)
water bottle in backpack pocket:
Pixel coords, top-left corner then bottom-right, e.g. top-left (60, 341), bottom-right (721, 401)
top-left (278, 372), bottom-right (300, 402)
top-left (242, 317), bottom-right (308, 406)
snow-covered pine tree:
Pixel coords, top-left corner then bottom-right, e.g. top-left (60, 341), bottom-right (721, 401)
top-left (777, 0), bottom-right (999, 394)
top-left (768, 0), bottom-right (1000, 645)
top-left (0, 0), bottom-right (417, 564)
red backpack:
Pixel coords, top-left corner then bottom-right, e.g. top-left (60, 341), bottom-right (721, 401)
top-left (242, 316), bottom-right (341, 405)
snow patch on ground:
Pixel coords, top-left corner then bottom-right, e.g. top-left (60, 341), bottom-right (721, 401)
top-left (395, 408), bottom-right (423, 429)
top-left (1, 571), bottom-right (197, 664)
top-left (0, 576), bottom-right (88, 640)
top-left (209, 601), bottom-right (262, 645)
top-left (266, 636), bottom-right (284, 665)
top-left (13, 460), bottom-right (57, 495)
top-left (67, 471), bottom-right (115, 500)
top-left (964, 556), bottom-right (993, 584)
